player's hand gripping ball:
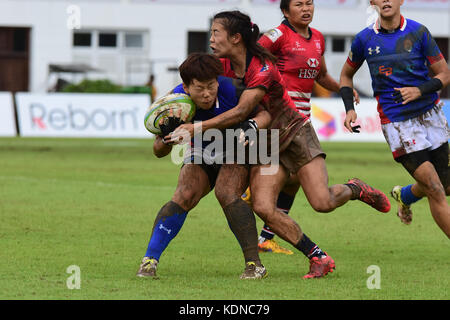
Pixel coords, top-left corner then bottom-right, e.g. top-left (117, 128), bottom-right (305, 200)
top-left (144, 93), bottom-right (196, 135)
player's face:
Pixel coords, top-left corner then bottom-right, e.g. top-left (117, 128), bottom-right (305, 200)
top-left (183, 79), bottom-right (218, 110)
top-left (210, 20), bottom-right (234, 58)
top-left (283, 0), bottom-right (315, 28)
top-left (370, 0), bottom-right (403, 19)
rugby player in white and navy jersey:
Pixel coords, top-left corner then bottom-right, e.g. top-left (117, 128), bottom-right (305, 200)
top-left (243, 0), bottom-right (361, 256)
top-left (340, 0), bottom-right (450, 238)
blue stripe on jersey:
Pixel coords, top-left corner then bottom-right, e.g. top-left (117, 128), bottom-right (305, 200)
top-left (350, 18), bottom-right (441, 123)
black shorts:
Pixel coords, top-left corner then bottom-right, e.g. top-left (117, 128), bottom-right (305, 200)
top-left (183, 153), bottom-right (221, 190)
top-left (396, 142), bottom-right (449, 187)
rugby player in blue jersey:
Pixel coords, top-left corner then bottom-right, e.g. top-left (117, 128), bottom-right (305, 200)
top-left (340, 0), bottom-right (450, 237)
top-left (136, 53), bottom-right (271, 279)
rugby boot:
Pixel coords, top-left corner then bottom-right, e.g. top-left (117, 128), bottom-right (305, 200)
top-left (239, 261), bottom-right (268, 279)
top-left (258, 239), bottom-right (294, 255)
top-left (241, 187), bottom-right (252, 206)
top-left (347, 178), bottom-right (391, 213)
top-left (303, 254), bottom-right (336, 279)
top-left (136, 257), bottom-right (159, 279)
top-left (391, 185), bottom-right (413, 225)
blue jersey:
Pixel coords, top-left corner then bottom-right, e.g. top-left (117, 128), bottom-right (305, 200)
top-left (347, 16), bottom-right (444, 124)
top-left (173, 75), bottom-right (258, 150)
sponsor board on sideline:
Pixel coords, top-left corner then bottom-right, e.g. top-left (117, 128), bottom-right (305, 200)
top-left (0, 92), bottom-right (17, 137)
top-left (15, 93), bottom-right (152, 138)
top-left (309, 98), bottom-right (384, 142)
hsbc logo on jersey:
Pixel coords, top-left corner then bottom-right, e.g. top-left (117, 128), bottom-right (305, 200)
top-left (307, 58), bottom-right (319, 68)
top-left (298, 68), bottom-right (319, 79)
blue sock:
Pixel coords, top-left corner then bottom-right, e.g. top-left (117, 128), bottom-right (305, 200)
top-left (145, 202), bottom-right (188, 261)
top-left (400, 185), bottom-right (422, 206)
top-left (260, 191), bottom-right (295, 241)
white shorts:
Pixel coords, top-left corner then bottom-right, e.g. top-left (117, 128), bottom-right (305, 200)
top-left (382, 103), bottom-right (450, 159)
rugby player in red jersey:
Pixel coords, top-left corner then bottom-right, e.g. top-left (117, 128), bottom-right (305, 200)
top-left (168, 10), bottom-right (390, 279)
top-left (251, 0), bottom-right (361, 254)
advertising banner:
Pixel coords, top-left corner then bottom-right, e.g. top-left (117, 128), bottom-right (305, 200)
top-left (16, 93), bottom-right (152, 138)
top-left (0, 92), bottom-right (17, 137)
top-left (309, 98), bottom-right (385, 142)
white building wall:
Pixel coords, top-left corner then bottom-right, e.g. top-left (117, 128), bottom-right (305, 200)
top-left (0, 0), bottom-right (448, 96)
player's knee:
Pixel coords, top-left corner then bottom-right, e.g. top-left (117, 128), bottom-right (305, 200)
top-left (251, 201), bottom-right (273, 222)
top-left (312, 204), bottom-right (333, 213)
top-left (309, 197), bottom-right (334, 213)
top-left (172, 188), bottom-right (202, 211)
top-left (214, 188), bottom-right (237, 208)
top-left (421, 179), bottom-right (446, 200)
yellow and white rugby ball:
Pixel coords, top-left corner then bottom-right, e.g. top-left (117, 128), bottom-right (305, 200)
top-left (144, 93), bottom-right (196, 134)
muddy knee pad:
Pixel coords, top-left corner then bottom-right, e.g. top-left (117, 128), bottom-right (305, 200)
top-left (223, 199), bottom-right (259, 263)
top-left (430, 143), bottom-right (449, 189)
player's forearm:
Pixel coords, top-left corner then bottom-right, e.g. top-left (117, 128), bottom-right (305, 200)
top-left (316, 73), bottom-right (340, 93)
top-left (434, 69), bottom-right (450, 89)
top-left (252, 110), bottom-right (271, 129)
top-left (426, 59), bottom-right (450, 91)
top-left (153, 136), bottom-right (172, 158)
top-left (199, 107), bottom-right (249, 132)
top-left (339, 70), bottom-right (354, 89)
top-left (201, 89), bottom-right (264, 132)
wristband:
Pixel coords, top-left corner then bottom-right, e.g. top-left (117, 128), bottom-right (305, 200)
top-left (418, 78), bottom-right (443, 96)
top-left (339, 87), bottom-right (355, 112)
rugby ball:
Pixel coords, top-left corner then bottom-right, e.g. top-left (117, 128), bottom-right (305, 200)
top-left (144, 93), bottom-right (196, 134)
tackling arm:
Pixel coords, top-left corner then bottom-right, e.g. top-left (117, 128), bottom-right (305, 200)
top-left (165, 87), bottom-right (266, 145)
top-left (251, 108), bottom-right (271, 129)
top-left (202, 87), bottom-right (266, 132)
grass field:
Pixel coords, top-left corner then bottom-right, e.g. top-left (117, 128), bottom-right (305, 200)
top-left (0, 137), bottom-right (449, 300)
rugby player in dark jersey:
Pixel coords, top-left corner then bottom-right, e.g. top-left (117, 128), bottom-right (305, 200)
top-left (340, 0), bottom-right (450, 237)
top-left (137, 53), bottom-right (271, 279)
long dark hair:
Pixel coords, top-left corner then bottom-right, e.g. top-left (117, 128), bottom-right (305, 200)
top-left (213, 10), bottom-right (277, 65)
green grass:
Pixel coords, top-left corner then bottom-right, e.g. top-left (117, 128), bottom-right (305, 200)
top-left (0, 137), bottom-right (448, 300)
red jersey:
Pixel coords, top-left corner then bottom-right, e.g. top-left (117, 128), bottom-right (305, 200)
top-left (221, 54), bottom-right (308, 149)
top-left (259, 20), bottom-right (325, 116)
top-left (221, 54), bottom-right (305, 121)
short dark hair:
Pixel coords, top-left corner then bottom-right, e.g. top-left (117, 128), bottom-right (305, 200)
top-left (179, 53), bottom-right (224, 86)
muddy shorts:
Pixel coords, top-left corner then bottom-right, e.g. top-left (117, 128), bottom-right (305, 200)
top-left (278, 120), bottom-right (326, 174)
